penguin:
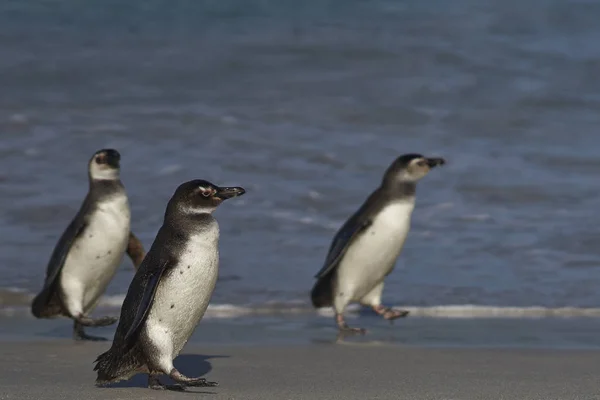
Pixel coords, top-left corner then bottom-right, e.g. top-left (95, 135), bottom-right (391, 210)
top-left (310, 153), bottom-right (445, 333)
top-left (31, 148), bottom-right (146, 341)
top-left (94, 179), bottom-right (245, 391)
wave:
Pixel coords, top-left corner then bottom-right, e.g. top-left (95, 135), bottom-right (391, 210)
top-left (2, 288), bottom-right (600, 319)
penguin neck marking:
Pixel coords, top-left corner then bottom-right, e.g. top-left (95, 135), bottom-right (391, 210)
top-left (180, 206), bottom-right (216, 215)
top-left (89, 179), bottom-right (126, 201)
top-left (379, 181), bottom-right (416, 199)
top-left (89, 167), bottom-right (119, 181)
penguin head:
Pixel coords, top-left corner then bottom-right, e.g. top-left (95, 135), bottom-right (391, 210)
top-left (383, 153), bottom-right (445, 185)
top-left (89, 149), bottom-right (121, 181)
top-left (170, 179), bottom-right (246, 215)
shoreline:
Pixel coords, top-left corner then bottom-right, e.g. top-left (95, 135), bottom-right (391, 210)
top-left (2, 339), bottom-right (599, 399)
top-left (3, 313), bottom-right (600, 351)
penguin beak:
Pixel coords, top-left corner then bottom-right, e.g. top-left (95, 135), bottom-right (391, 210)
top-left (426, 157), bottom-right (445, 168)
top-left (215, 186), bottom-right (246, 200)
top-left (105, 150), bottom-right (121, 168)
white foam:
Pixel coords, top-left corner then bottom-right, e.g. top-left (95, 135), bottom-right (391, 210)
top-left (9, 113), bottom-right (28, 124)
top-left (172, 304), bottom-right (600, 319)
top-left (97, 296), bottom-right (313, 319)
top-left (271, 210), bottom-right (341, 231)
top-left (315, 304), bottom-right (600, 318)
top-left (401, 305), bottom-right (600, 318)
top-left (308, 191), bottom-right (321, 200)
top-left (157, 164), bottom-right (183, 176)
top-left (221, 115), bottom-right (238, 124)
top-left (4, 290), bottom-right (600, 319)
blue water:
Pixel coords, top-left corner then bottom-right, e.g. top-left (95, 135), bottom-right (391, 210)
top-left (1, 0), bottom-right (600, 347)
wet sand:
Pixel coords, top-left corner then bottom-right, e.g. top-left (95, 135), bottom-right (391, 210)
top-left (1, 340), bottom-right (598, 399)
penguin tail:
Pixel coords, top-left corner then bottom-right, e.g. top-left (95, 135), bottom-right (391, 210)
top-left (31, 288), bottom-right (63, 319)
top-left (310, 272), bottom-right (334, 308)
top-left (94, 344), bottom-right (140, 385)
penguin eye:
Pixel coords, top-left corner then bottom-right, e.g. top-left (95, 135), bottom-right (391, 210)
top-left (199, 187), bottom-right (211, 197)
top-left (416, 160), bottom-right (427, 167)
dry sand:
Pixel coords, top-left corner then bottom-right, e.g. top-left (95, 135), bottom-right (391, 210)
top-left (0, 339), bottom-right (598, 400)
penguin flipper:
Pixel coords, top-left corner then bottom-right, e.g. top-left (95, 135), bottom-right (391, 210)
top-left (125, 232), bottom-right (146, 270)
top-left (124, 260), bottom-right (169, 344)
top-left (31, 206), bottom-right (90, 318)
top-left (314, 218), bottom-right (372, 279)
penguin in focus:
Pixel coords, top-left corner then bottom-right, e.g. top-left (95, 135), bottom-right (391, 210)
top-left (31, 149), bottom-right (146, 341)
top-left (94, 179), bottom-right (245, 390)
top-left (310, 153), bottom-right (445, 333)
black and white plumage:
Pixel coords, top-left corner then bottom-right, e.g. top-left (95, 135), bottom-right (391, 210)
top-left (31, 149), bottom-right (146, 341)
top-left (310, 154), bottom-right (445, 333)
top-left (94, 179), bottom-right (245, 391)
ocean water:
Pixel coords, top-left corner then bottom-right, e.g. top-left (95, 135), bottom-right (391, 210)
top-left (1, 0), bottom-right (600, 347)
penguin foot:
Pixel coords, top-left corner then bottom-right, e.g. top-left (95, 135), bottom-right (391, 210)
top-left (336, 314), bottom-right (366, 335)
top-left (74, 332), bottom-right (109, 341)
top-left (373, 306), bottom-right (409, 320)
top-left (73, 321), bottom-right (109, 341)
top-left (339, 326), bottom-right (367, 335)
top-left (75, 315), bottom-right (118, 327)
top-left (187, 378), bottom-right (219, 388)
top-left (169, 368), bottom-right (219, 387)
top-left (148, 375), bottom-right (186, 391)
top-left (150, 384), bottom-right (186, 391)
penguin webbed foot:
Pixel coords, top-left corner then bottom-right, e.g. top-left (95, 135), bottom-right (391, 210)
top-left (148, 375), bottom-right (186, 391)
top-left (73, 322), bottom-right (109, 341)
top-left (75, 333), bottom-right (109, 341)
top-left (75, 315), bottom-right (118, 327)
top-left (187, 379), bottom-right (218, 388)
top-left (150, 383), bottom-right (186, 391)
top-left (373, 306), bottom-right (410, 321)
top-left (336, 314), bottom-right (367, 335)
top-left (168, 368), bottom-right (218, 388)
top-left (339, 326), bottom-right (367, 335)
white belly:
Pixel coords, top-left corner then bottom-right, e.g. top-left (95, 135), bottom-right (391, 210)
top-left (60, 194), bottom-right (130, 315)
top-left (336, 201), bottom-right (414, 301)
top-left (145, 226), bottom-right (219, 361)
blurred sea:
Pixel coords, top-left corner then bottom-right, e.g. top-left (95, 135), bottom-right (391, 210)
top-left (2, 0), bottom-right (600, 347)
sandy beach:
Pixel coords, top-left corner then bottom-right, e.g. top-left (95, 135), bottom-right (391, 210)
top-left (0, 339), bottom-right (597, 400)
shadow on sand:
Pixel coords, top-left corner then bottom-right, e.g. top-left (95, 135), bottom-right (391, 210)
top-left (104, 353), bottom-right (229, 394)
